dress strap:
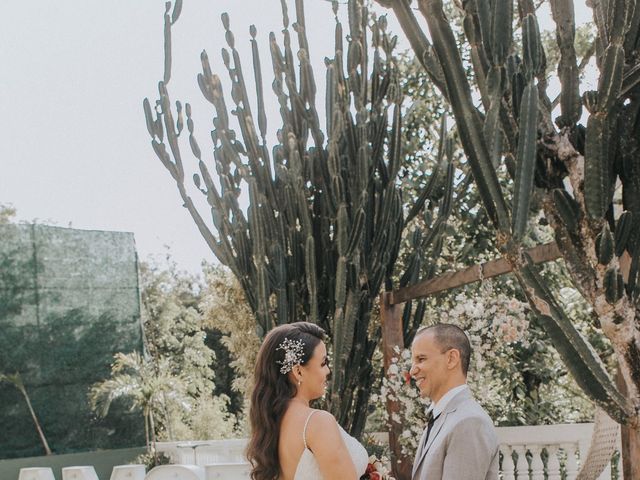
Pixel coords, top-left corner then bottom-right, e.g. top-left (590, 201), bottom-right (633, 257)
top-left (303, 410), bottom-right (319, 450)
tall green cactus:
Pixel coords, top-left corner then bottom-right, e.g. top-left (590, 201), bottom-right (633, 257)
top-left (144, 0), bottom-right (452, 435)
top-left (379, 0), bottom-right (640, 472)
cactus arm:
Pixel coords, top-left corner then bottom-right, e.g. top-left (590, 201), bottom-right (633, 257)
top-left (293, 0), bottom-right (325, 149)
top-left (374, 0), bottom-right (447, 96)
top-left (584, 114), bottom-right (615, 219)
top-left (459, 2), bottom-right (490, 109)
top-left (163, 7), bottom-right (172, 84)
top-left (607, 0), bottom-right (635, 45)
top-left (416, 0), bottom-right (510, 234)
top-left (473, 0), bottom-right (492, 63)
top-left (404, 115), bottom-right (447, 226)
top-left (549, 0), bottom-right (582, 126)
top-left (597, 45), bottom-right (625, 113)
top-left (490, 0), bottom-right (513, 66)
top-left (623, 0), bottom-right (640, 55)
top-left (404, 161), bottom-right (442, 227)
top-left (584, 41), bottom-right (624, 220)
top-left (250, 26), bottom-right (267, 141)
top-left (304, 235), bottom-right (319, 324)
top-left (512, 83), bottom-right (538, 240)
top-left (516, 259), bottom-right (632, 424)
top-left (483, 66), bottom-right (504, 168)
top-left (159, 84), bottom-right (183, 180)
top-left (331, 290), bottom-right (361, 411)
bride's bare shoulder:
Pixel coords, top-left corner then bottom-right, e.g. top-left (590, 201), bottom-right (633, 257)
top-left (281, 407), bottom-right (338, 437)
top-left (306, 408), bottom-right (336, 424)
top-left (304, 410), bottom-right (342, 442)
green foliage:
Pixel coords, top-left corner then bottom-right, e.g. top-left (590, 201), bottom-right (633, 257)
top-left (89, 352), bottom-right (177, 448)
top-left (139, 257), bottom-right (243, 415)
top-left (140, 259), bottom-right (214, 398)
top-left (202, 266), bottom-right (259, 405)
top-left (133, 450), bottom-right (171, 471)
top-left (91, 257), bottom-right (239, 444)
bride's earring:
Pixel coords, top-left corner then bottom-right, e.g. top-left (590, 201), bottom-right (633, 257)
top-left (297, 380), bottom-right (302, 385)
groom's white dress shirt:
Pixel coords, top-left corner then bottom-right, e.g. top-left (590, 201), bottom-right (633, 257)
top-left (412, 386), bottom-right (499, 480)
top-left (426, 383), bottom-right (468, 419)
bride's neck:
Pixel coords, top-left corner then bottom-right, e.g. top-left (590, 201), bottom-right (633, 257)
top-left (290, 396), bottom-right (310, 407)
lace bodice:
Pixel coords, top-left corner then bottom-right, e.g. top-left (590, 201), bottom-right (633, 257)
top-left (293, 411), bottom-right (369, 480)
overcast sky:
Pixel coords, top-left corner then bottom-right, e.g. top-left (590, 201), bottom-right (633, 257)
top-left (0, 1), bottom-right (591, 273)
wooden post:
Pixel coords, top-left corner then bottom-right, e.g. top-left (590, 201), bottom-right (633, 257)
top-left (616, 254), bottom-right (640, 480)
top-left (380, 291), bottom-right (412, 480)
top-left (615, 366), bottom-right (640, 479)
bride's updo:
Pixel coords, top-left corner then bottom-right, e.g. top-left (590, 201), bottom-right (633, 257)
top-left (246, 321), bottom-right (325, 480)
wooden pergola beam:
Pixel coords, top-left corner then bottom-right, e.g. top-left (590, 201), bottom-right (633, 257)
top-left (390, 242), bottom-right (562, 305)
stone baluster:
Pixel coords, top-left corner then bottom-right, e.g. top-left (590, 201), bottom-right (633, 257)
top-left (578, 440), bottom-right (589, 461)
top-left (546, 445), bottom-right (561, 480)
top-left (562, 443), bottom-right (579, 480)
top-left (529, 446), bottom-right (544, 480)
top-left (615, 451), bottom-right (622, 479)
top-left (514, 445), bottom-right (529, 480)
top-left (500, 446), bottom-right (516, 480)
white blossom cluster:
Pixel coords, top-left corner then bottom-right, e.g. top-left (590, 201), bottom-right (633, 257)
top-left (439, 286), bottom-right (530, 374)
top-left (371, 346), bottom-right (429, 458)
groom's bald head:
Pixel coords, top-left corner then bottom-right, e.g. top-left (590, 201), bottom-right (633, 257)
top-left (415, 324), bottom-right (471, 375)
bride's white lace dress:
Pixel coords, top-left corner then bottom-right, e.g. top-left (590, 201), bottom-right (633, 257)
top-left (293, 410), bottom-right (369, 479)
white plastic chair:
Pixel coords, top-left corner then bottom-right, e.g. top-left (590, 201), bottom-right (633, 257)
top-left (61, 466), bottom-right (99, 480)
top-left (18, 467), bottom-right (56, 480)
top-left (144, 465), bottom-right (205, 480)
top-left (110, 464), bottom-right (146, 480)
top-left (204, 463), bottom-right (251, 480)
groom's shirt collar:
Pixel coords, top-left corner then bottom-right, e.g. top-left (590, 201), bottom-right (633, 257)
top-left (428, 383), bottom-right (468, 417)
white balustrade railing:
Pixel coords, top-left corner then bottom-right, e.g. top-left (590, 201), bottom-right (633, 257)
top-left (496, 423), bottom-right (621, 480)
top-left (16, 422), bottom-right (622, 480)
top-left (155, 439), bottom-right (248, 466)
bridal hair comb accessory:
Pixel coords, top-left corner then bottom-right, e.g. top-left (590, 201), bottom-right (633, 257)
top-left (276, 338), bottom-right (305, 374)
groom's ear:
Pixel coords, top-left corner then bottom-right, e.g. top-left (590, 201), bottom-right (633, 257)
top-left (447, 348), bottom-right (461, 370)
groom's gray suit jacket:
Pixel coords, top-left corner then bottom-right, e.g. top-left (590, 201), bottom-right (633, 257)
top-left (412, 388), bottom-right (499, 480)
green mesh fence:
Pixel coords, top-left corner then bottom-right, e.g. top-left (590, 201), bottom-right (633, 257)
top-left (0, 224), bottom-right (145, 459)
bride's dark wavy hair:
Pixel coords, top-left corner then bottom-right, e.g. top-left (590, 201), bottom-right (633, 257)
top-left (246, 321), bottom-right (325, 480)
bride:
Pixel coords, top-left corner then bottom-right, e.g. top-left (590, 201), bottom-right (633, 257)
top-left (246, 321), bottom-right (369, 480)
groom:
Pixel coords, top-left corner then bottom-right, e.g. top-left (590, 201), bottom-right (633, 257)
top-left (410, 324), bottom-right (499, 480)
